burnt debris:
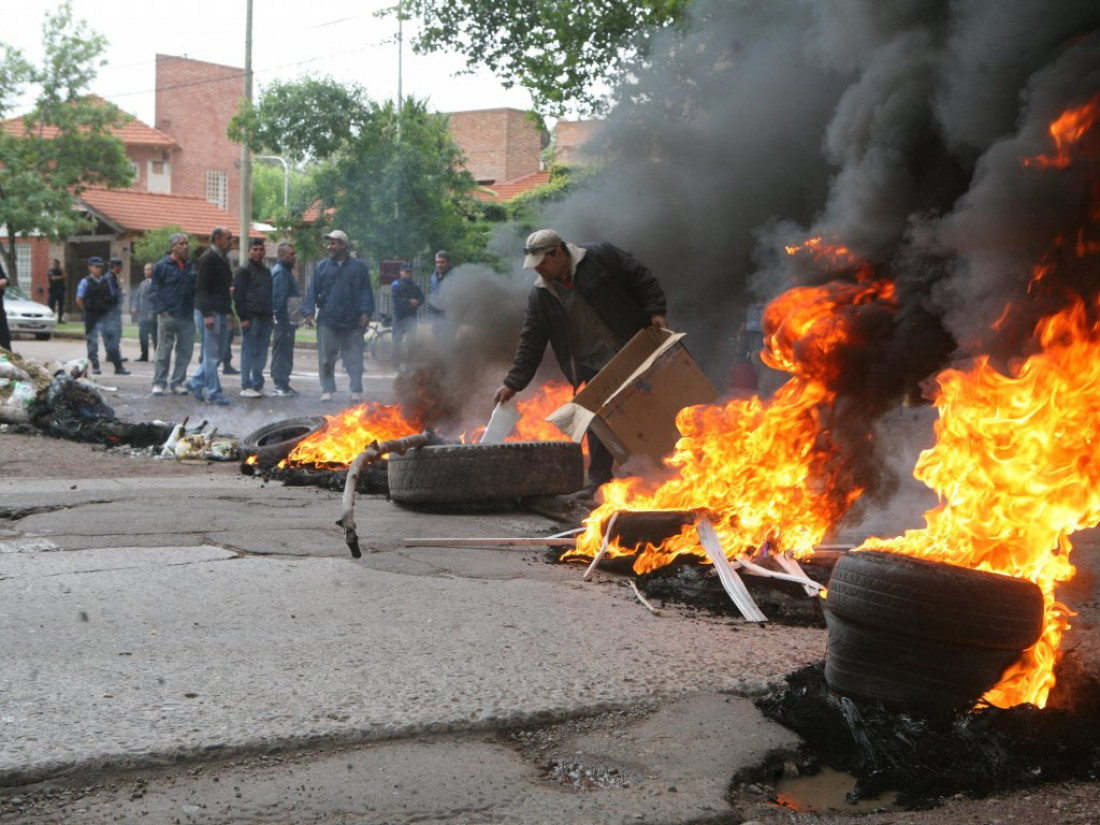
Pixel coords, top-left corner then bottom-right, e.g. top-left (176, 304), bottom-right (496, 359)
top-left (754, 659), bottom-right (1100, 809)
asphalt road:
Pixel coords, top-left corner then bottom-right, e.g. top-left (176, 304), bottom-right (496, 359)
top-left (3, 333), bottom-right (1099, 824)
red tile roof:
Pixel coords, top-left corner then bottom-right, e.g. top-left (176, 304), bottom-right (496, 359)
top-left (77, 187), bottom-right (262, 238)
top-left (475, 169), bottom-right (552, 203)
top-left (0, 95), bottom-right (177, 148)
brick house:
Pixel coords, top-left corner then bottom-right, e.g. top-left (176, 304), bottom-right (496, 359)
top-left (448, 110), bottom-right (605, 204)
top-left (2, 54), bottom-right (256, 318)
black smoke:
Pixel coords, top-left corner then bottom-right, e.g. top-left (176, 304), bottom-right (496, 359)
top-left (415, 1), bottom-right (1100, 506)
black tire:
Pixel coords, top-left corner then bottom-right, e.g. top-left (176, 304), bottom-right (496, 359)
top-left (823, 609), bottom-right (1024, 713)
top-left (387, 441), bottom-right (584, 504)
top-left (35, 333), bottom-right (52, 340)
top-left (824, 550), bottom-right (1043, 651)
top-left (241, 416), bottom-right (326, 469)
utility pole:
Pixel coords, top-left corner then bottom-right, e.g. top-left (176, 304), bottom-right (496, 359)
top-left (397, 1), bottom-right (403, 113)
top-left (239, 0), bottom-right (254, 258)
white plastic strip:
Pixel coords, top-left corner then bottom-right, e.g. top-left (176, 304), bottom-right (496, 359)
top-left (695, 518), bottom-right (768, 622)
top-left (583, 511), bottom-right (619, 580)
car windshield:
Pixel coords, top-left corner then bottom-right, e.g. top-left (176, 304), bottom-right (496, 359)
top-left (4, 283), bottom-right (32, 301)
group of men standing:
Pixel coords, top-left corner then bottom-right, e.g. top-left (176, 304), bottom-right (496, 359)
top-left (146, 227), bottom-right (302, 404)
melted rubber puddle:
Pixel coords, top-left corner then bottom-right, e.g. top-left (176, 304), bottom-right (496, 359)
top-left (771, 766), bottom-right (901, 814)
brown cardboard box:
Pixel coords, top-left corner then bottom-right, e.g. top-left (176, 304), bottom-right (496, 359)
top-left (547, 328), bottom-right (718, 467)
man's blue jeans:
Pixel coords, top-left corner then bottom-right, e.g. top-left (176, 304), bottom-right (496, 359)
top-left (188, 312), bottom-right (229, 400)
top-left (240, 318), bottom-right (273, 391)
top-left (271, 321), bottom-right (297, 389)
top-left (317, 324), bottom-right (364, 393)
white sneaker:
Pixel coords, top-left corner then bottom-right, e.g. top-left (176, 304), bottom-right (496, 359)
top-left (320, 392), bottom-right (333, 401)
top-left (240, 388), bottom-right (262, 398)
top-left (151, 385), bottom-right (165, 396)
top-left (349, 393), bottom-right (362, 402)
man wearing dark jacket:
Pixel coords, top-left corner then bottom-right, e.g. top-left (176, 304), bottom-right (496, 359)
top-left (151, 233), bottom-right (195, 395)
top-left (185, 227), bottom-right (234, 406)
top-left (76, 257), bottom-right (130, 376)
top-left (494, 229), bottom-right (669, 497)
top-left (233, 237), bottom-right (274, 398)
top-left (390, 261), bottom-right (424, 372)
top-left (302, 230), bottom-right (375, 402)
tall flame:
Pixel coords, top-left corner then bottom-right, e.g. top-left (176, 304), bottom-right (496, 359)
top-left (566, 91), bottom-right (1100, 711)
top-left (859, 293), bottom-right (1100, 708)
top-left (565, 265), bottom-right (896, 572)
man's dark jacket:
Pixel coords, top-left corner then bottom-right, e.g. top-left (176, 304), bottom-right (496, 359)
top-left (233, 259), bottom-right (274, 321)
top-left (195, 247), bottom-right (234, 317)
top-left (150, 254), bottom-right (195, 318)
top-left (391, 277), bottom-right (426, 321)
top-left (503, 242), bottom-right (667, 391)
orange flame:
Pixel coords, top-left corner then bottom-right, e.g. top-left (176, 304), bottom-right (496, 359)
top-left (565, 261), bottom-right (893, 573)
top-left (857, 293), bottom-right (1100, 708)
top-left (463, 381), bottom-right (583, 446)
top-left (284, 402), bottom-right (422, 468)
top-left (511, 381), bottom-right (581, 444)
top-left (784, 235), bottom-right (877, 282)
top-left (284, 382), bottom-right (579, 469)
top-left (1024, 92), bottom-right (1100, 169)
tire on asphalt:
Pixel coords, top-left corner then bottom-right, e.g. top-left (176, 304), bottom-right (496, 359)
top-left (822, 609), bottom-right (1026, 713)
top-left (387, 441), bottom-right (584, 504)
top-left (824, 550), bottom-right (1044, 651)
top-left (822, 550), bottom-right (1046, 713)
top-left (241, 416), bottom-right (327, 469)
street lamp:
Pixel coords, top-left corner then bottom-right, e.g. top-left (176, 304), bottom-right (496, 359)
top-left (254, 155), bottom-right (289, 207)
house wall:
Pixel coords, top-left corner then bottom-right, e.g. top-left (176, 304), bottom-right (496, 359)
top-left (125, 145), bottom-right (174, 194)
top-left (446, 109), bottom-right (546, 184)
top-left (154, 55), bottom-right (244, 218)
top-left (554, 120), bottom-right (605, 166)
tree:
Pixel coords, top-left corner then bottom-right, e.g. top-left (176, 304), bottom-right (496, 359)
top-left (395, 0), bottom-right (692, 116)
top-left (0, 1), bottom-right (133, 283)
top-left (231, 80), bottom-right (486, 265)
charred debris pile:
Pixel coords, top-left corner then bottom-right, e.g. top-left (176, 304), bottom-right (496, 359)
top-left (749, 660), bottom-right (1100, 809)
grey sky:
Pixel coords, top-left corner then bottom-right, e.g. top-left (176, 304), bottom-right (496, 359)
top-left (3, 0), bottom-right (537, 124)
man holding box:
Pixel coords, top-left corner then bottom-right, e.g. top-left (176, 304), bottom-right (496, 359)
top-left (493, 228), bottom-right (669, 499)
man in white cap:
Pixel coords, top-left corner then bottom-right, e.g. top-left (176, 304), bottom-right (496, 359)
top-left (493, 229), bottom-right (668, 499)
top-left (302, 229), bottom-right (375, 402)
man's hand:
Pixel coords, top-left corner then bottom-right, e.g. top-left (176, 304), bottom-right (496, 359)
top-left (240, 319), bottom-right (251, 331)
top-left (494, 385), bottom-right (516, 405)
top-left (359, 313), bottom-right (370, 328)
top-left (303, 315), bottom-right (315, 327)
top-left (204, 315), bottom-right (214, 329)
top-left (650, 314), bottom-right (669, 330)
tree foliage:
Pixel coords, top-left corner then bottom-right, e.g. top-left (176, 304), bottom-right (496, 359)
top-left (232, 79), bottom-right (486, 266)
top-left (0, 1), bottom-right (133, 282)
top-left (132, 226), bottom-right (184, 266)
top-left (395, 0), bottom-right (692, 116)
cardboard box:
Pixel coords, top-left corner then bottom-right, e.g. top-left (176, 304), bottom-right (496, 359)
top-left (547, 328), bottom-right (719, 467)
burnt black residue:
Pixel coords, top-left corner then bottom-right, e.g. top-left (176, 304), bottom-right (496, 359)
top-left (754, 657), bottom-right (1100, 809)
top-left (250, 462), bottom-right (390, 494)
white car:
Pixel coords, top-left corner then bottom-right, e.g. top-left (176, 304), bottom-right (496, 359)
top-left (3, 283), bottom-right (57, 340)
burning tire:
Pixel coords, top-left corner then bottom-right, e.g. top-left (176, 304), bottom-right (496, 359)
top-left (823, 550), bottom-right (1045, 713)
top-left (241, 416), bottom-right (326, 469)
top-left (387, 441), bottom-right (584, 504)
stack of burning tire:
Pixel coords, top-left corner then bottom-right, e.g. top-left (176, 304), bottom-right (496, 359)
top-left (822, 550), bottom-right (1045, 714)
